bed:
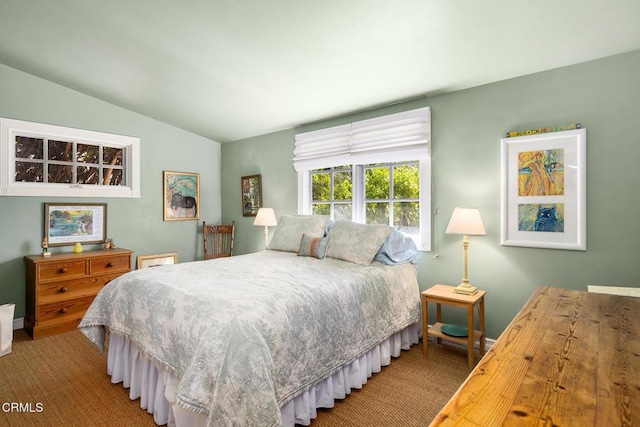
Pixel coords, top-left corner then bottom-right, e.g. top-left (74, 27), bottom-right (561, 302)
top-left (79, 216), bottom-right (422, 427)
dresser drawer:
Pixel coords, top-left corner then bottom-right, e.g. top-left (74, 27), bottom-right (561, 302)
top-left (37, 259), bottom-right (86, 282)
top-left (89, 254), bottom-right (130, 275)
top-left (38, 273), bottom-right (119, 302)
top-left (37, 295), bottom-right (95, 324)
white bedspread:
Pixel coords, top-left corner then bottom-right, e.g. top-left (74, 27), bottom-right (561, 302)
top-left (79, 251), bottom-right (421, 427)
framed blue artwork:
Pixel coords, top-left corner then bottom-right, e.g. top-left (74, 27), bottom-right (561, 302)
top-left (501, 128), bottom-right (586, 250)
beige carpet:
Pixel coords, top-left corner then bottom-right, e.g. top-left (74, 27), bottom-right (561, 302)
top-left (0, 330), bottom-right (471, 426)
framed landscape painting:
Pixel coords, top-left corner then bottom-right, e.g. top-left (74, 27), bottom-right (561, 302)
top-left (163, 171), bottom-right (200, 221)
top-left (45, 203), bottom-right (107, 246)
top-left (501, 128), bottom-right (586, 250)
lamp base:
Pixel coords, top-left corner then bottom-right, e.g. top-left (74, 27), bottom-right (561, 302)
top-left (263, 226), bottom-right (269, 248)
top-left (453, 283), bottom-right (478, 295)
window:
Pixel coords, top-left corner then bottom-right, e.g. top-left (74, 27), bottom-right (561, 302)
top-left (364, 161), bottom-right (420, 234)
top-left (295, 107), bottom-right (431, 250)
top-left (1, 118), bottom-right (140, 198)
top-left (311, 165), bottom-right (353, 221)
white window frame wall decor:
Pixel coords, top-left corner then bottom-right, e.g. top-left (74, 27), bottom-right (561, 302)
top-left (295, 107), bottom-right (431, 251)
top-left (0, 117), bottom-right (140, 198)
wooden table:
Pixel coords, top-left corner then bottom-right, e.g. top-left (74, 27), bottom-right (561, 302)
top-left (429, 286), bottom-right (640, 426)
top-left (422, 284), bottom-right (486, 369)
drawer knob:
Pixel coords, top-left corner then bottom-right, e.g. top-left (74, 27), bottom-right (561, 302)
top-left (59, 307), bottom-right (68, 314)
top-left (60, 287), bottom-right (68, 293)
top-left (107, 262), bottom-right (114, 268)
top-left (60, 267), bottom-right (67, 273)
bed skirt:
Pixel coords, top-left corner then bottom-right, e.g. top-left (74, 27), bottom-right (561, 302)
top-left (106, 322), bottom-right (421, 426)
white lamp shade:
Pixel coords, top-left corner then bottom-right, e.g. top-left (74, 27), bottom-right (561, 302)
top-left (445, 207), bottom-right (486, 236)
top-left (253, 208), bottom-right (277, 227)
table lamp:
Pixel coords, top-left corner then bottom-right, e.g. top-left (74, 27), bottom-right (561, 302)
top-left (253, 208), bottom-right (277, 247)
top-left (445, 207), bottom-right (486, 295)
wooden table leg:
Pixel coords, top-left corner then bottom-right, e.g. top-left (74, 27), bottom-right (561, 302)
top-left (479, 297), bottom-right (485, 356)
top-left (422, 294), bottom-right (428, 357)
top-left (467, 304), bottom-right (474, 369)
top-left (436, 303), bottom-right (442, 344)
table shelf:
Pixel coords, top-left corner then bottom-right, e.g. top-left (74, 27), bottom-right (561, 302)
top-left (428, 322), bottom-right (483, 347)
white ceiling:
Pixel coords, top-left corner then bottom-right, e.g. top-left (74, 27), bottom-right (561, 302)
top-left (1, 0), bottom-right (639, 143)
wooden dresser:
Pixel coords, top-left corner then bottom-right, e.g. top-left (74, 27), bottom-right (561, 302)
top-left (24, 248), bottom-right (132, 339)
top-left (429, 286), bottom-right (640, 426)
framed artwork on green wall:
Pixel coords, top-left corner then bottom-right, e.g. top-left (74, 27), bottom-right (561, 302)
top-left (241, 174), bottom-right (262, 217)
top-left (501, 128), bottom-right (586, 251)
top-left (163, 171), bottom-right (200, 221)
top-left (44, 202), bottom-right (107, 246)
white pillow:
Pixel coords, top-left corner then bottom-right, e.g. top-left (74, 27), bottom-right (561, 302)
top-left (326, 221), bottom-right (393, 265)
top-left (268, 215), bottom-right (330, 252)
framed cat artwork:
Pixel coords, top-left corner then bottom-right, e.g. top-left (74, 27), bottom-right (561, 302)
top-left (501, 128), bottom-right (587, 251)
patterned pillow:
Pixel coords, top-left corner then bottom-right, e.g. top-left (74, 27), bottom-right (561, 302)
top-left (326, 221), bottom-right (393, 265)
top-left (297, 233), bottom-right (330, 259)
top-left (268, 215), bottom-right (330, 252)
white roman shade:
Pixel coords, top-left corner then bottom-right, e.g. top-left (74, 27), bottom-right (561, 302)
top-left (294, 107), bottom-right (430, 171)
top-left (293, 124), bottom-right (351, 171)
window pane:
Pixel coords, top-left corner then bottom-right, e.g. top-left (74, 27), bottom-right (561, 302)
top-left (48, 140), bottom-right (73, 161)
top-left (103, 147), bottom-right (123, 166)
top-left (312, 173), bottom-right (330, 201)
top-left (103, 168), bottom-right (124, 186)
top-left (15, 162), bottom-right (43, 182)
top-left (394, 201), bottom-right (420, 234)
top-left (312, 204), bottom-right (330, 215)
top-left (365, 167), bottom-right (390, 199)
top-left (77, 143), bottom-right (99, 163)
top-left (48, 164), bottom-right (73, 183)
top-left (366, 202), bottom-right (389, 225)
top-left (77, 166), bottom-right (99, 184)
top-left (333, 171), bottom-right (352, 200)
top-left (334, 203), bottom-right (352, 221)
top-left (393, 164), bottom-right (419, 199)
top-left (2, 117), bottom-right (139, 197)
top-left (15, 136), bottom-right (44, 159)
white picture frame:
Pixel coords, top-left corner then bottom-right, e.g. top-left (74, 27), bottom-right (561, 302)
top-left (501, 128), bottom-right (587, 251)
top-left (136, 252), bottom-right (178, 269)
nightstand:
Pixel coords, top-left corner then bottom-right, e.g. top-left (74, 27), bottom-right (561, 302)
top-left (421, 284), bottom-right (486, 368)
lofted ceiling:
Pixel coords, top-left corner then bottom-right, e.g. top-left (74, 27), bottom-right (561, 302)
top-left (1, 0), bottom-right (639, 143)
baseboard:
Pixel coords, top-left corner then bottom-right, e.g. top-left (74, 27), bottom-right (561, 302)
top-left (13, 317), bottom-right (24, 330)
top-left (485, 337), bottom-right (496, 350)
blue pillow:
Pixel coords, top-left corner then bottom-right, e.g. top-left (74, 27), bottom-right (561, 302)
top-left (374, 230), bottom-right (419, 265)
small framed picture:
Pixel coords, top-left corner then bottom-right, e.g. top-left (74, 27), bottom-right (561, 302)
top-left (241, 174), bottom-right (262, 217)
top-left (164, 171), bottom-right (200, 221)
top-left (501, 129), bottom-right (586, 250)
top-left (45, 203), bottom-right (107, 246)
top-left (136, 252), bottom-right (178, 269)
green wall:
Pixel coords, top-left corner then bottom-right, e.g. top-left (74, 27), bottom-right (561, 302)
top-left (0, 63), bottom-right (222, 320)
top-left (222, 50), bottom-right (640, 340)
